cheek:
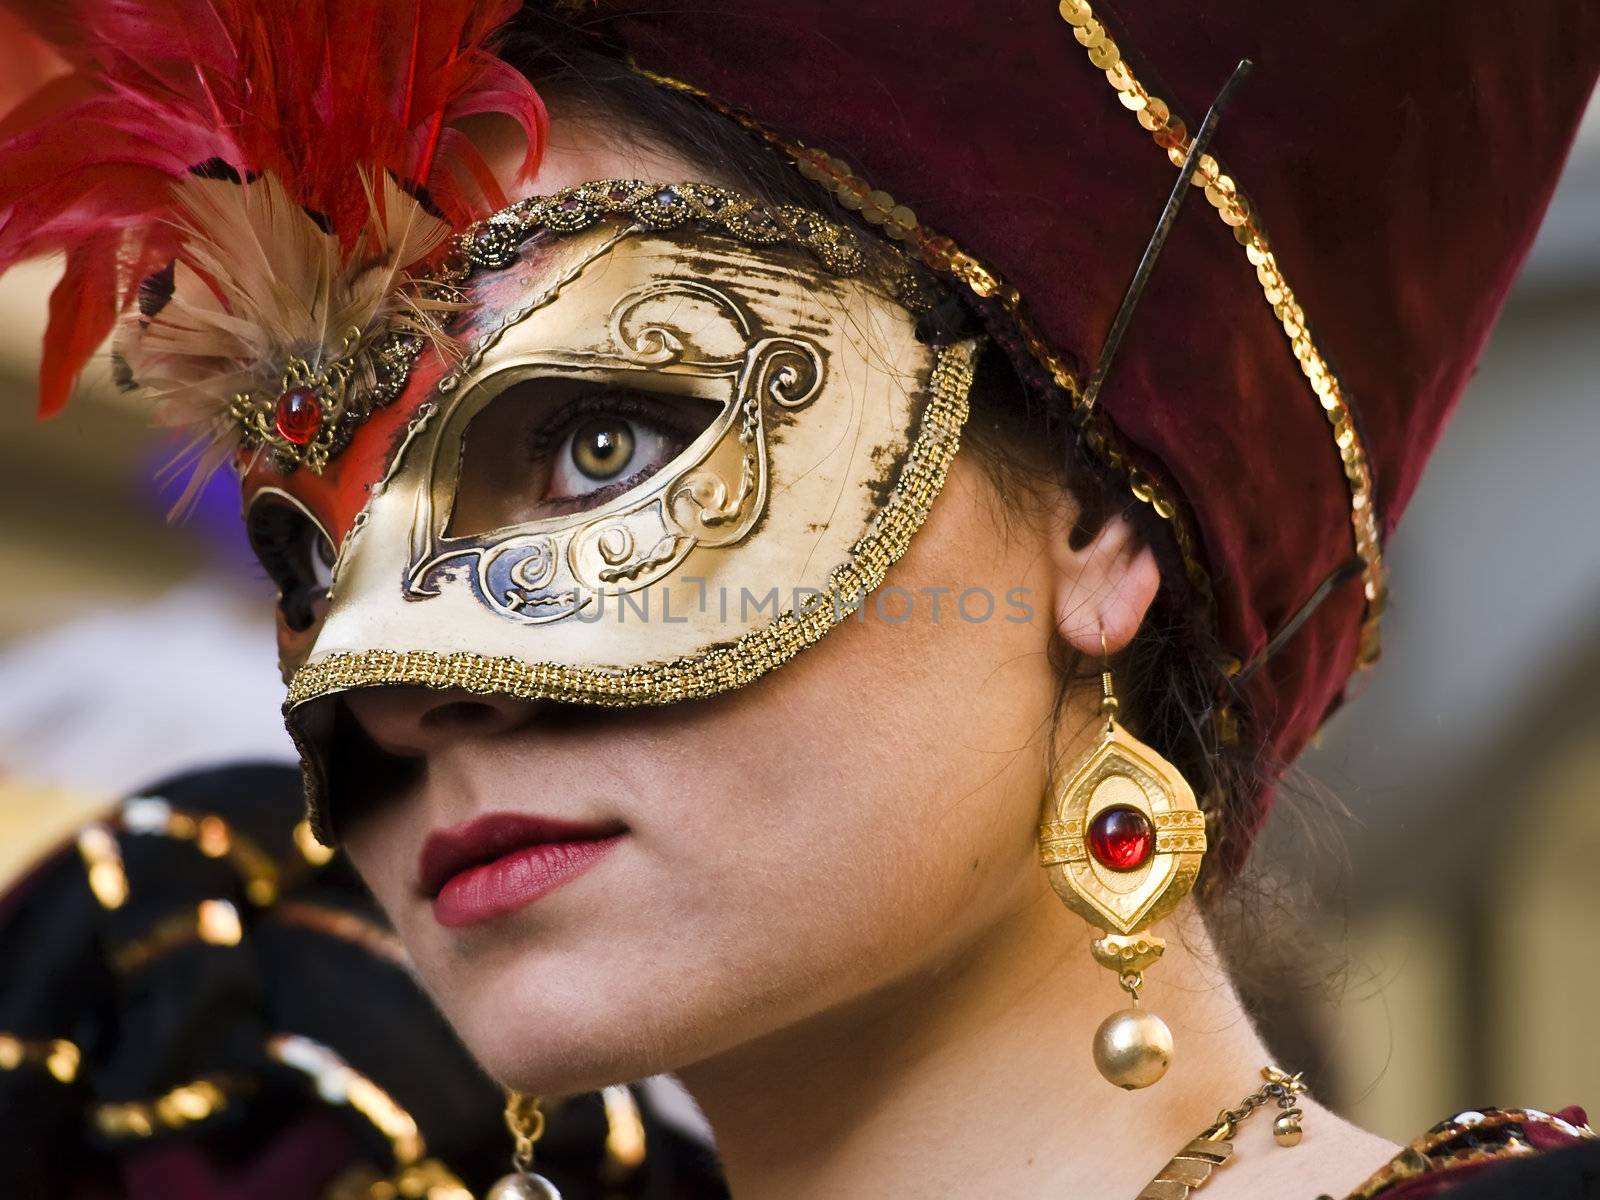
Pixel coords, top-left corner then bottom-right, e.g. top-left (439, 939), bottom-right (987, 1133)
top-left (620, 461), bottom-right (1059, 1004)
top-left (668, 484), bottom-right (1062, 1044)
top-left (339, 795), bottom-right (429, 929)
top-left (715, 582), bottom-right (1056, 981)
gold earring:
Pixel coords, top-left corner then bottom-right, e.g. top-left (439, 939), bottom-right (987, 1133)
top-left (1038, 635), bottom-right (1207, 1090)
top-left (488, 1092), bottom-right (563, 1200)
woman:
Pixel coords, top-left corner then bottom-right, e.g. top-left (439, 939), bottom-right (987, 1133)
top-left (0, 2), bottom-right (1596, 1197)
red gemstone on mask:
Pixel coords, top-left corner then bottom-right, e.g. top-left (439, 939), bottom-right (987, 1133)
top-left (1088, 806), bottom-right (1154, 871)
top-left (274, 387), bottom-right (321, 445)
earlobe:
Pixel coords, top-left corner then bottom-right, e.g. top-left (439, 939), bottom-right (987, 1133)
top-left (1049, 511), bottom-right (1161, 657)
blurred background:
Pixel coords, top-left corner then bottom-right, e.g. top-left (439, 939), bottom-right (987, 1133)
top-left (0, 65), bottom-right (1594, 1150)
top-left (1275, 91), bottom-right (1600, 1133)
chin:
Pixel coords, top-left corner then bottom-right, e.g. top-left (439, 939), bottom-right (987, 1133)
top-left (417, 938), bottom-right (737, 1095)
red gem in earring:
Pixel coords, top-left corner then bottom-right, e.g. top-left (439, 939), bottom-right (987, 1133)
top-left (1087, 805), bottom-right (1154, 871)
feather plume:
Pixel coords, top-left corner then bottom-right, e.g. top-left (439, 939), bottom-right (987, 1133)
top-left (123, 173), bottom-right (456, 448)
top-left (0, 0), bottom-right (545, 421)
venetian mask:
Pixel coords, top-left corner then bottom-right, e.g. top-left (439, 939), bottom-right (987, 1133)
top-left (226, 181), bottom-right (978, 839)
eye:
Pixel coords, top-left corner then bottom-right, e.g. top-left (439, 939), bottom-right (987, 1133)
top-left (543, 408), bottom-right (706, 503)
top-left (448, 379), bottom-right (720, 535)
top-left (533, 391), bottom-right (709, 509)
top-left (562, 416), bottom-right (636, 486)
top-left (247, 498), bottom-right (337, 633)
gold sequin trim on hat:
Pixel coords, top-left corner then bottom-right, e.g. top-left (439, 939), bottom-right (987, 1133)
top-left (1054, 0), bottom-right (1386, 666)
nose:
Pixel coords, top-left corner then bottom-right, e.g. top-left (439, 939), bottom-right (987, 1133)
top-left (342, 685), bottom-right (536, 757)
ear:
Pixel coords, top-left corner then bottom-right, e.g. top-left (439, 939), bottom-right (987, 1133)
top-left (1046, 506), bottom-right (1161, 657)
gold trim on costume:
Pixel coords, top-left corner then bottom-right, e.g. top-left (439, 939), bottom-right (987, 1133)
top-left (292, 818), bottom-right (337, 867)
top-left (601, 1084), bottom-right (649, 1174)
top-left (93, 1075), bottom-right (244, 1140)
top-left (269, 901), bottom-right (411, 969)
top-left (0, 1033), bottom-right (80, 1083)
top-left (1340, 1108), bottom-right (1597, 1199)
top-left (77, 822), bottom-right (129, 910)
top-left (269, 1034), bottom-right (476, 1200)
top-left (110, 899), bottom-right (245, 973)
top-left (119, 795), bottom-right (280, 907)
top-left (267, 1034), bottom-right (426, 1167)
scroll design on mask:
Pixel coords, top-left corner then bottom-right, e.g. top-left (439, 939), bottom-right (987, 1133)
top-left (663, 315), bottom-right (824, 536)
top-left (406, 277), bottom-right (824, 623)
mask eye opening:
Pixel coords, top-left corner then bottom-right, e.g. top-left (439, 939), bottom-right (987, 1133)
top-left (246, 490), bottom-right (337, 633)
top-left (443, 372), bottom-right (725, 539)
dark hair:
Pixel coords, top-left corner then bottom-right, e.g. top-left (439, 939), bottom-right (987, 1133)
top-left (498, 12), bottom-right (1341, 1039)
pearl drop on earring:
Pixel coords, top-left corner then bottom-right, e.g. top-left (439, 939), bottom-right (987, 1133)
top-left (1092, 1005), bottom-right (1174, 1090)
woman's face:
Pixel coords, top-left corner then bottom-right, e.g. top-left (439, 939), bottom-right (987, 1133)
top-left (333, 109), bottom-right (1140, 1094)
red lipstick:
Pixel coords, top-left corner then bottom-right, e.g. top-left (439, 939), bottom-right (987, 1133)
top-left (419, 812), bottom-right (625, 927)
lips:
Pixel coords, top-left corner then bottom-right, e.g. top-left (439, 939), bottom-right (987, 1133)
top-left (419, 812), bottom-right (626, 927)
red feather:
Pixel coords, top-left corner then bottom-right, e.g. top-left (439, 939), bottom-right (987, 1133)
top-left (0, 0), bottom-right (545, 416)
top-left (39, 235), bottom-right (121, 417)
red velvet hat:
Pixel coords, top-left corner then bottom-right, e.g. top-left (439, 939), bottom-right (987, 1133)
top-left (548, 0), bottom-right (1598, 849)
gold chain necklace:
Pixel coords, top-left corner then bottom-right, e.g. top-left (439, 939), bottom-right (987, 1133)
top-left (1135, 1066), bottom-right (1309, 1198)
